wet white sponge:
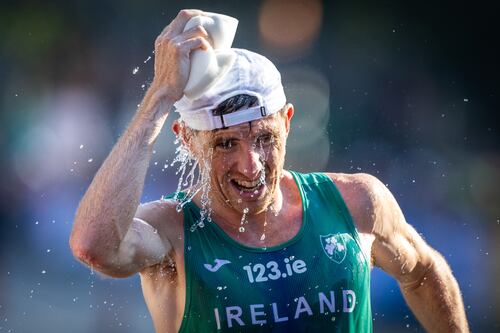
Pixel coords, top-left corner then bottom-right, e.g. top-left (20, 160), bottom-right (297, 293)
top-left (183, 13), bottom-right (238, 100)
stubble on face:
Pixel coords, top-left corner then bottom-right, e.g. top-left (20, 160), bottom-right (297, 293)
top-left (189, 113), bottom-right (288, 216)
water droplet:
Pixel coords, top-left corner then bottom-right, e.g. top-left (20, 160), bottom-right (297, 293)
top-left (239, 227), bottom-right (245, 232)
top-left (172, 142), bottom-right (212, 224)
top-left (88, 158), bottom-right (93, 163)
top-left (41, 270), bottom-right (46, 274)
top-left (132, 67), bottom-right (139, 75)
top-left (79, 144), bottom-right (84, 149)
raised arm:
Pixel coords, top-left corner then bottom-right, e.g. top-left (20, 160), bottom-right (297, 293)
top-left (69, 9), bottom-right (211, 277)
top-left (333, 173), bottom-right (469, 333)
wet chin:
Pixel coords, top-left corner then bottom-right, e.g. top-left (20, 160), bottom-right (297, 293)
top-left (223, 182), bottom-right (273, 213)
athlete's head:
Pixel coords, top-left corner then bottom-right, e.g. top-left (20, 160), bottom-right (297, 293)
top-left (172, 48), bottom-right (294, 215)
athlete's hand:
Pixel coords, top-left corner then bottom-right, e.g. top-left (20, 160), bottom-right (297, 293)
top-left (150, 9), bottom-right (211, 102)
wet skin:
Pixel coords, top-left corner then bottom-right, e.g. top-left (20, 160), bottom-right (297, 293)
top-left (174, 106), bottom-right (296, 236)
top-left (70, 8), bottom-right (469, 331)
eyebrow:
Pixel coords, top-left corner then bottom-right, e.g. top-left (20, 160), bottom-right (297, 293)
top-left (214, 125), bottom-right (276, 138)
top-left (210, 130), bottom-right (279, 149)
top-left (206, 116), bottom-right (281, 142)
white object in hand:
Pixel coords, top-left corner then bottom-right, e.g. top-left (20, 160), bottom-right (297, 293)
top-left (183, 13), bottom-right (238, 100)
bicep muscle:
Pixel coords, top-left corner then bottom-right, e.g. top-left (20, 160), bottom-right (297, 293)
top-left (116, 217), bottom-right (170, 270)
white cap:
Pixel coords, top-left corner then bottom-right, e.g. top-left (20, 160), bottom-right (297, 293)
top-left (174, 48), bottom-right (287, 131)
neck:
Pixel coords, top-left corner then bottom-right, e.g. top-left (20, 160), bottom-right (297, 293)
top-left (191, 170), bottom-right (302, 247)
top-left (212, 182), bottom-right (284, 235)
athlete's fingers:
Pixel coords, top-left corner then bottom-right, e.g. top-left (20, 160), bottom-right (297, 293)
top-left (157, 24), bottom-right (212, 52)
top-left (178, 25), bottom-right (212, 46)
top-left (175, 36), bottom-right (211, 54)
top-left (161, 9), bottom-right (205, 37)
top-left (156, 20), bottom-right (209, 49)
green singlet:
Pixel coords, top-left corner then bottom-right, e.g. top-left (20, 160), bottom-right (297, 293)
top-left (176, 171), bottom-right (372, 332)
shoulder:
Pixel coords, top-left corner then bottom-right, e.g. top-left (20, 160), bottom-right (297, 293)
top-left (136, 197), bottom-right (181, 221)
top-left (324, 172), bottom-right (395, 235)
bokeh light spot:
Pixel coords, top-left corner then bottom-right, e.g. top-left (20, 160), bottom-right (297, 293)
top-left (259, 0), bottom-right (323, 60)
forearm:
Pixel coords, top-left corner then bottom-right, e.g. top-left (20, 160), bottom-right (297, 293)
top-left (70, 87), bottom-right (173, 265)
top-left (400, 253), bottom-right (469, 333)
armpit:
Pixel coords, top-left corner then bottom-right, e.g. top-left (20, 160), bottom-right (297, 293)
top-left (140, 248), bottom-right (178, 282)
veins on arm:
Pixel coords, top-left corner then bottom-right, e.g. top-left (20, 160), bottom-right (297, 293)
top-left (363, 174), bottom-right (434, 286)
top-left (334, 173), bottom-right (469, 332)
top-left (332, 173), bottom-right (433, 284)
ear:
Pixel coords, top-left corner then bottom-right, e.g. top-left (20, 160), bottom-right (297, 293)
top-left (172, 120), bottom-right (181, 136)
top-left (172, 120), bottom-right (191, 147)
top-left (283, 103), bottom-right (294, 135)
top-left (172, 120), bottom-right (200, 156)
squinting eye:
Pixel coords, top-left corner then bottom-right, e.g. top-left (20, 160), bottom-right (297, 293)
top-left (256, 134), bottom-right (273, 146)
top-left (216, 139), bottom-right (235, 150)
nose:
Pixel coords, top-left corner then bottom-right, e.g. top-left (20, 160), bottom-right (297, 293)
top-left (236, 144), bottom-right (263, 179)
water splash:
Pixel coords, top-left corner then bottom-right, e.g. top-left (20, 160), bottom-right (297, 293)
top-left (258, 165), bottom-right (266, 191)
top-left (260, 207), bottom-right (271, 245)
top-left (239, 207), bottom-right (249, 233)
top-left (167, 123), bottom-right (279, 234)
top-left (269, 202), bottom-right (280, 217)
top-left (197, 151), bottom-right (213, 228)
top-left (169, 136), bottom-right (214, 232)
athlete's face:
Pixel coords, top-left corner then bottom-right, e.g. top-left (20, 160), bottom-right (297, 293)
top-left (188, 105), bottom-right (293, 215)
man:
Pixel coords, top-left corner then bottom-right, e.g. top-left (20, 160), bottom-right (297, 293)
top-left (70, 9), bottom-right (469, 333)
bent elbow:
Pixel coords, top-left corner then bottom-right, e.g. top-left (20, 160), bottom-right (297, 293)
top-left (69, 236), bottom-right (101, 268)
top-left (69, 235), bottom-right (136, 279)
top-left (69, 229), bottom-right (108, 267)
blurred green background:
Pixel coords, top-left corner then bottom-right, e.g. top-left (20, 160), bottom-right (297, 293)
top-left (0, 0), bottom-right (498, 332)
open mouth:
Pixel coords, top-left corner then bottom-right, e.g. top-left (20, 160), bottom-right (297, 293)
top-left (230, 178), bottom-right (264, 194)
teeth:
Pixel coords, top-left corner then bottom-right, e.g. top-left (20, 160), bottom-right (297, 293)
top-left (234, 178), bottom-right (261, 188)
